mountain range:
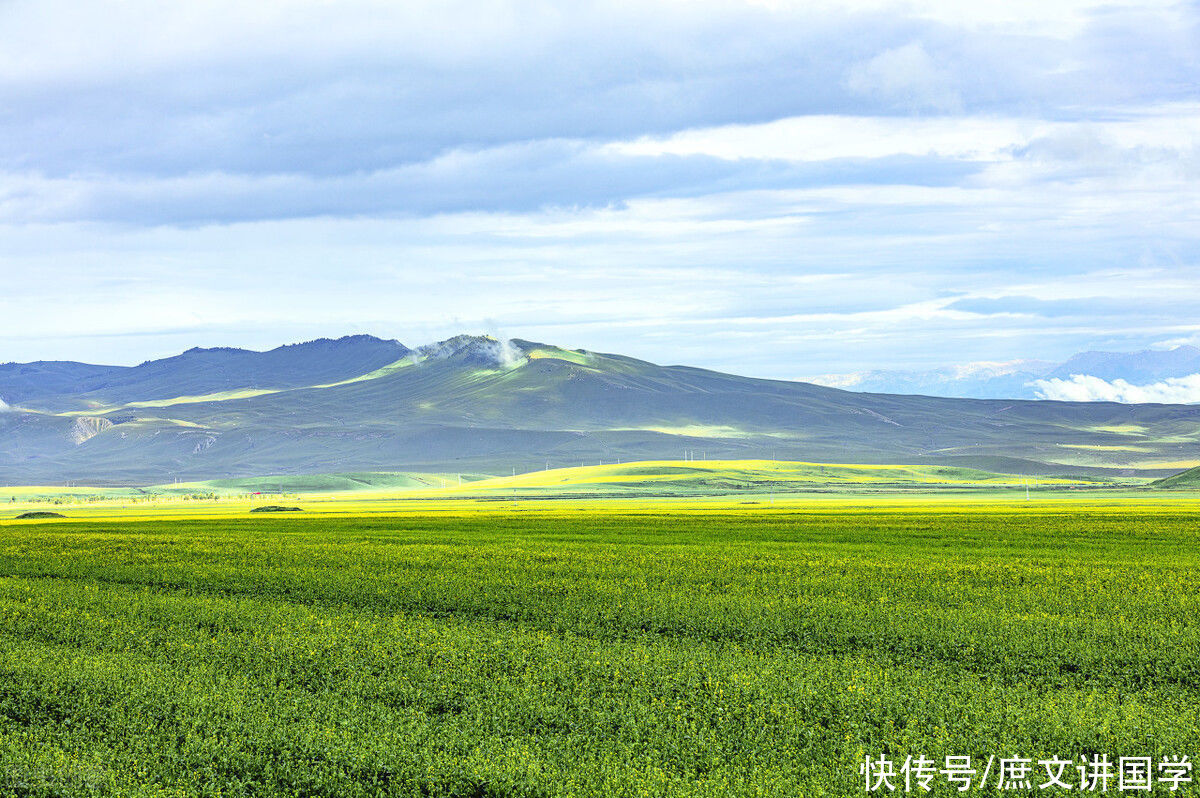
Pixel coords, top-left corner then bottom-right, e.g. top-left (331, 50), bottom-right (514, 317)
top-left (2, 335), bottom-right (1199, 485)
top-left (812, 346), bottom-right (1200, 400)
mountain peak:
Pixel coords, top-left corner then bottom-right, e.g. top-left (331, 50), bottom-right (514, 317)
top-left (180, 346), bottom-right (244, 356)
top-left (418, 335), bottom-right (527, 367)
top-left (274, 334), bottom-right (406, 352)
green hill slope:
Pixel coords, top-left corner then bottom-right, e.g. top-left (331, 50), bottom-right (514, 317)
top-left (1152, 465), bottom-right (1200, 488)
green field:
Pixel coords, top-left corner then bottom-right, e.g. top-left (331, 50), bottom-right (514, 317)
top-left (0, 459), bottom-right (1145, 516)
top-left (0, 506), bottom-right (1197, 796)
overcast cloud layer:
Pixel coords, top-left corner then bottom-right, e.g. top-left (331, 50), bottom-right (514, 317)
top-left (0, 0), bottom-right (1198, 380)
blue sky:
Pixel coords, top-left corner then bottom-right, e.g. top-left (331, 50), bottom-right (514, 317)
top-left (0, 0), bottom-right (1197, 381)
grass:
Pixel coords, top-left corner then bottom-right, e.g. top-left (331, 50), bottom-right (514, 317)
top-left (51, 355), bottom-right (421, 416)
top-left (0, 503), bottom-right (1197, 796)
top-left (0, 471), bottom-right (491, 509)
top-left (311, 356), bottom-right (417, 388)
top-left (1153, 465), bottom-right (1200, 489)
top-left (526, 347), bottom-right (594, 366)
top-left (458, 460), bottom-right (1118, 497)
top-left (0, 455), bottom-right (1180, 524)
top-left (56, 389), bottom-right (281, 415)
top-left (154, 471), bottom-right (491, 495)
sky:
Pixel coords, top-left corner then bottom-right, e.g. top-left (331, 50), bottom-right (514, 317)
top-left (0, 0), bottom-right (1197, 383)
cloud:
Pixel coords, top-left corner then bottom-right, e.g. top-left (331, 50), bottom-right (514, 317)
top-left (611, 113), bottom-right (1035, 162)
top-left (844, 42), bottom-right (961, 112)
top-left (0, 0), bottom-right (1195, 377)
top-left (6, 98), bottom-right (1196, 226)
top-left (0, 398), bottom-right (9, 412)
top-left (808, 372), bottom-right (867, 389)
top-left (0, 1), bottom-right (1192, 182)
top-left (1032, 373), bottom-right (1200, 403)
top-left (0, 2), bottom-right (884, 179)
top-left (0, 147), bottom-right (982, 226)
top-left (945, 295), bottom-right (1192, 319)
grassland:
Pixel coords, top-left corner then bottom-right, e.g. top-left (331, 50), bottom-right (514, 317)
top-left (0, 459), bottom-right (1144, 518)
top-left (0, 502), bottom-right (1198, 796)
top-left (452, 460), bottom-right (1121, 497)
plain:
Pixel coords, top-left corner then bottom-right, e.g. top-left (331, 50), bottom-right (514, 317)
top-left (0, 502), bottom-right (1198, 796)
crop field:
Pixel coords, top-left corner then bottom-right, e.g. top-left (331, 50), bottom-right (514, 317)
top-left (0, 505), bottom-right (1198, 796)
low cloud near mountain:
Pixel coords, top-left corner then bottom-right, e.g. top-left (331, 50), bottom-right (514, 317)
top-left (1032, 374), bottom-right (1200, 404)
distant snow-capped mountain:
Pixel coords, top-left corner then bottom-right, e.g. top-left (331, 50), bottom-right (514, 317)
top-left (810, 346), bottom-right (1200, 402)
top-left (811, 360), bottom-right (1056, 399)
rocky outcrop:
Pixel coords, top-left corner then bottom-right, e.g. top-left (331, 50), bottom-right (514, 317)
top-left (70, 416), bottom-right (113, 445)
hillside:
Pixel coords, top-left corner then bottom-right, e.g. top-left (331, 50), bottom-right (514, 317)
top-left (1152, 465), bottom-right (1200, 488)
top-left (2, 334), bottom-right (1200, 484)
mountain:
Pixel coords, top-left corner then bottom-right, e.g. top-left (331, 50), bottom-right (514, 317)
top-left (812, 346), bottom-right (1200, 400)
top-left (1045, 346), bottom-right (1200, 383)
top-left (2, 334), bottom-right (1200, 485)
top-left (0, 361), bottom-right (130, 404)
top-left (0, 335), bottom-right (409, 407)
top-left (811, 360), bottom-right (1056, 399)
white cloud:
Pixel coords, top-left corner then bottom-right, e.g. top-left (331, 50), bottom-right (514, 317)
top-left (845, 42), bottom-right (961, 112)
top-left (609, 114), bottom-right (1029, 162)
top-left (807, 372), bottom-right (867, 388)
top-left (1032, 374), bottom-right (1200, 403)
top-left (0, 398), bottom-right (9, 412)
top-left (608, 104), bottom-right (1200, 166)
top-left (751, 0), bottom-right (1189, 35)
top-left (0, 0), bottom-right (1195, 377)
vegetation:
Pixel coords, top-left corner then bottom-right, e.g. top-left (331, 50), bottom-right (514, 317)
top-left (1153, 464), bottom-right (1200, 488)
top-left (0, 459), bottom-right (1136, 518)
top-left (0, 505), bottom-right (1196, 796)
top-left (449, 459), bottom-right (1121, 498)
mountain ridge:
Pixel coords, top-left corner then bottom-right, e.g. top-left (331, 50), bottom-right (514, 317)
top-left (2, 334), bottom-right (1199, 485)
